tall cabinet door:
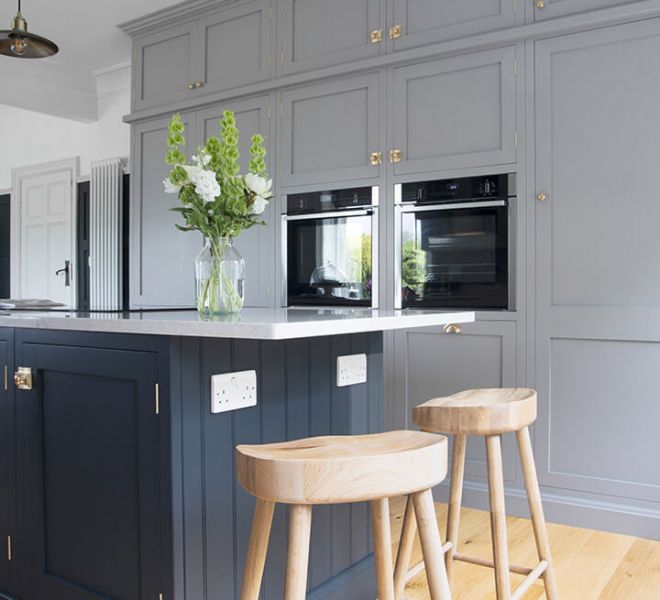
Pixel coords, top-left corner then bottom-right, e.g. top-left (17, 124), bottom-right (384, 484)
top-left (15, 338), bottom-right (166, 600)
top-left (391, 46), bottom-right (517, 176)
top-left (280, 73), bottom-right (382, 187)
top-left (131, 112), bottom-right (203, 308)
top-left (0, 330), bottom-right (14, 595)
top-left (197, 96), bottom-right (275, 307)
top-left (533, 0), bottom-right (640, 21)
top-left (279, 0), bottom-right (383, 76)
top-left (534, 19), bottom-right (660, 505)
top-left (391, 0), bottom-right (516, 51)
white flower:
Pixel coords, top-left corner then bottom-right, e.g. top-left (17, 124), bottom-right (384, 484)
top-left (245, 173), bottom-right (272, 199)
top-left (183, 165), bottom-right (202, 180)
top-left (163, 178), bottom-right (181, 194)
top-left (251, 195), bottom-right (268, 215)
top-left (192, 152), bottom-right (211, 168)
top-left (191, 169), bottom-right (220, 203)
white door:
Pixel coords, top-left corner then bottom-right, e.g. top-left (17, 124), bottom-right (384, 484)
top-left (12, 160), bottom-right (77, 306)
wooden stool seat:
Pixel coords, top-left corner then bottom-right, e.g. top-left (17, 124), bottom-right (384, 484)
top-left (237, 430), bottom-right (448, 505)
top-left (413, 387), bottom-right (537, 435)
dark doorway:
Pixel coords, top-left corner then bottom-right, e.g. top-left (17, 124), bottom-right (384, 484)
top-left (0, 194), bottom-right (9, 298)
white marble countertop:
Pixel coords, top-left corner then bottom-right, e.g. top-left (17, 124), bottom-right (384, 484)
top-left (0, 308), bottom-right (475, 340)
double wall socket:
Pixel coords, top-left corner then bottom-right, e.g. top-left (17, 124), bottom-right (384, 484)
top-left (336, 354), bottom-right (367, 387)
top-left (211, 370), bottom-right (257, 414)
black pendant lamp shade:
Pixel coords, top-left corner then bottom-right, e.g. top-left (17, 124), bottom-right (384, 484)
top-left (0, 0), bottom-right (58, 58)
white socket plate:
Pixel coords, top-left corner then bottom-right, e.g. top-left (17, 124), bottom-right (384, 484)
top-left (336, 354), bottom-right (367, 387)
top-left (211, 370), bottom-right (257, 413)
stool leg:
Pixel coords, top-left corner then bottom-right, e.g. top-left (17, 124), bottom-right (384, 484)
top-left (516, 427), bottom-right (559, 600)
top-left (371, 497), bottom-right (396, 600)
top-left (485, 435), bottom-right (511, 600)
top-left (284, 504), bottom-right (313, 600)
top-left (240, 498), bottom-right (275, 600)
top-left (393, 495), bottom-right (416, 599)
top-left (445, 434), bottom-right (467, 584)
top-left (412, 489), bottom-right (452, 600)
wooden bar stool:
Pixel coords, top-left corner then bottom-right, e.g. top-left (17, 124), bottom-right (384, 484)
top-left (395, 388), bottom-right (558, 600)
top-left (236, 430), bottom-right (453, 600)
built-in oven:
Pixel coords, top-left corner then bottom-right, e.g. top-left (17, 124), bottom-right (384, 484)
top-left (394, 174), bottom-right (515, 310)
top-left (283, 186), bottom-right (379, 307)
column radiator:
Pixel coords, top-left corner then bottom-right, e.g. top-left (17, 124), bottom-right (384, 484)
top-left (90, 158), bottom-right (124, 310)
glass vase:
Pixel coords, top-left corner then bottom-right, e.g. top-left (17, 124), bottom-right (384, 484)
top-left (195, 238), bottom-right (245, 315)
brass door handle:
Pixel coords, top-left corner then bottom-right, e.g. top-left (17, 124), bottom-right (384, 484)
top-left (443, 324), bottom-right (463, 335)
top-left (370, 29), bottom-right (383, 44)
top-left (389, 25), bottom-right (402, 39)
top-left (14, 367), bottom-right (32, 390)
top-left (369, 151), bottom-right (382, 166)
top-left (389, 149), bottom-right (402, 163)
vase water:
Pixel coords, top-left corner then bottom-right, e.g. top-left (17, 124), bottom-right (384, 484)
top-left (195, 238), bottom-right (245, 315)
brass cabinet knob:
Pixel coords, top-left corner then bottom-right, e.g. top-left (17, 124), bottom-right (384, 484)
top-left (187, 83), bottom-right (196, 89)
top-left (389, 149), bottom-right (402, 163)
top-left (369, 151), bottom-right (383, 166)
top-left (196, 81), bottom-right (205, 88)
top-left (536, 192), bottom-right (547, 202)
top-left (14, 367), bottom-right (32, 390)
top-left (389, 25), bottom-right (402, 39)
top-left (536, 0), bottom-right (545, 8)
top-left (370, 29), bottom-right (383, 44)
top-left (443, 324), bottom-right (463, 335)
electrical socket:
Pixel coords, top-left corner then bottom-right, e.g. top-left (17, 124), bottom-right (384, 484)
top-left (211, 370), bottom-right (257, 414)
top-left (336, 354), bottom-right (367, 387)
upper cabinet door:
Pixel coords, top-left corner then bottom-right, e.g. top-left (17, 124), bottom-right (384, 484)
top-left (279, 0), bottom-right (384, 76)
top-left (196, 96), bottom-right (275, 308)
top-left (198, 0), bottom-right (274, 95)
top-left (280, 73), bottom-right (382, 187)
top-left (391, 0), bottom-right (516, 51)
top-left (533, 0), bottom-right (640, 21)
top-left (133, 22), bottom-right (199, 111)
top-left (391, 46), bottom-right (517, 176)
top-left (131, 114), bottom-right (203, 309)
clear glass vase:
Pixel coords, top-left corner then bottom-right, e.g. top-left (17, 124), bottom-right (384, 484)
top-left (195, 238), bottom-right (245, 315)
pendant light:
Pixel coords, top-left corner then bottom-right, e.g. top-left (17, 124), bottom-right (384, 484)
top-left (0, 0), bottom-right (58, 58)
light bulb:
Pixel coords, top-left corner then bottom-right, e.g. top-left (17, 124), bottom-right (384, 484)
top-left (10, 36), bottom-right (28, 55)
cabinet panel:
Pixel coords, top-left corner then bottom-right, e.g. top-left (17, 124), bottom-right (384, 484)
top-left (392, 46), bottom-right (517, 176)
top-left (133, 22), bottom-right (198, 111)
top-left (393, 321), bottom-right (518, 484)
top-left (197, 96), bottom-right (275, 307)
top-left (392, 0), bottom-right (516, 51)
top-left (534, 0), bottom-right (640, 21)
top-left (200, 1), bottom-right (273, 94)
top-left (281, 74), bottom-right (382, 187)
top-left (0, 332), bottom-right (14, 594)
top-left (280, 0), bottom-right (382, 76)
top-left (16, 341), bottom-right (164, 600)
top-left (131, 113), bottom-right (203, 308)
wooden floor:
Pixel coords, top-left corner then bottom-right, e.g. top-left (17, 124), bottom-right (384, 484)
top-left (390, 498), bottom-right (660, 599)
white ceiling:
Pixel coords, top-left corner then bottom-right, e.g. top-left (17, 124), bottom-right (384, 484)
top-left (0, 0), bottom-right (183, 73)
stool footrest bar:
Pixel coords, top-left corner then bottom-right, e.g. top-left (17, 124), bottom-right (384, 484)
top-left (511, 560), bottom-right (548, 600)
top-left (403, 542), bottom-right (452, 583)
top-left (453, 552), bottom-right (544, 577)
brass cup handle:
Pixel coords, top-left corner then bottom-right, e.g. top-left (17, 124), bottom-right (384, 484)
top-left (443, 324), bottom-right (463, 335)
top-left (14, 367), bottom-right (32, 390)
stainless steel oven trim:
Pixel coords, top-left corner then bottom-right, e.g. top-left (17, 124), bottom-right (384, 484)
top-left (399, 200), bottom-right (507, 213)
top-left (393, 202), bottom-right (403, 309)
top-left (280, 213), bottom-right (288, 307)
top-left (282, 208), bottom-right (374, 221)
top-left (371, 206), bottom-right (379, 309)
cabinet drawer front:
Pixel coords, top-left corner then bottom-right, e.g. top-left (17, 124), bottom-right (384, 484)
top-left (392, 46), bottom-right (517, 176)
top-left (281, 74), bottom-right (381, 187)
top-left (534, 0), bottom-right (641, 21)
top-left (392, 0), bottom-right (516, 51)
top-left (280, 0), bottom-right (382, 76)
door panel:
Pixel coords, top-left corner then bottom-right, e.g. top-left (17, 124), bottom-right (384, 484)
top-left (534, 0), bottom-right (640, 21)
top-left (197, 97), bottom-right (275, 307)
top-left (0, 331), bottom-right (14, 594)
top-left (281, 74), bottom-right (382, 187)
top-left (393, 321), bottom-right (518, 484)
top-left (280, 0), bottom-right (383, 76)
top-left (392, 0), bottom-right (516, 51)
top-left (16, 341), bottom-right (162, 600)
top-left (535, 20), bottom-right (660, 502)
top-left (131, 113), bottom-right (203, 308)
top-left (392, 46), bottom-right (517, 176)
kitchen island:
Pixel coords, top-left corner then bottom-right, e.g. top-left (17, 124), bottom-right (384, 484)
top-left (0, 308), bottom-right (473, 600)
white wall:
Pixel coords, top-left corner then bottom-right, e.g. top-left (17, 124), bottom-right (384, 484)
top-left (0, 66), bottom-right (131, 191)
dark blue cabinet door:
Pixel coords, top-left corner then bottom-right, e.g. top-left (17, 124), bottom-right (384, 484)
top-left (15, 339), bottom-right (164, 600)
top-left (0, 330), bottom-right (15, 596)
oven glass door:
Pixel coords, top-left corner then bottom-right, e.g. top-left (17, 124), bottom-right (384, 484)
top-left (287, 213), bottom-right (373, 307)
top-left (400, 204), bottom-right (508, 309)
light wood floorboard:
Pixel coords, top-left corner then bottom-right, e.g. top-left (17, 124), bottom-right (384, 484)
top-left (390, 498), bottom-right (660, 599)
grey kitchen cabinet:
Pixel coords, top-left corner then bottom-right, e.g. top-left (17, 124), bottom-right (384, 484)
top-left (131, 112), bottom-right (203, 309)
top-left (534, 18), bottom-right (660, 505)
top-left (533, 0), bottom-right (642, 21)
top-left (196, 96), bottom-right (275, 308)
top-left (278, 0), bottom-right (384, 76)
top-left (391, 46), bottom-right (517, 176)
top-left (280, 73), bottom-right (382, 187)
top-left (390, 0), bottom-right (517, 51)
top-left (391, 320), bottom-right (519, 486)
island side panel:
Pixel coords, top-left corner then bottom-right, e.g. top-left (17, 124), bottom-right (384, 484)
top-left (176, 332), bottom-right (383, 600)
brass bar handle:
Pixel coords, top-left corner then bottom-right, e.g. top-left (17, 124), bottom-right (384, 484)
top-left (443, 324), bottom-right (463, 335)
top-left (389, 149), bottom-right (402, 164)
top-left (389, 25), bottom-right (402, 39)
top-left (370, 29), bottom-right (383, 44)
top-left (369, 151), bottom-right (383, 166)
top-left (14, 367), bottom-right (32, 390)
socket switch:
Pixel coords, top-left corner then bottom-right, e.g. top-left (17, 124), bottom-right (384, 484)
top-left (336, 354), bottom-right (367, 387)
top-left (211, 370), bottom-right (257, 414)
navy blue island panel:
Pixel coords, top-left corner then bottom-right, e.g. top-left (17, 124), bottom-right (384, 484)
top-left (0, 327), bottom-right (383, 600)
